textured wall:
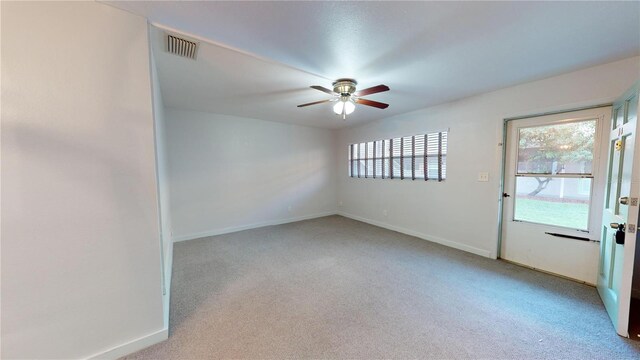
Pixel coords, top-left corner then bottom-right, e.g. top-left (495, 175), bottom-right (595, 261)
top-left (165, 109), bottom-right (338, 241)
top-left (1, 2), bottom-right (164, 358)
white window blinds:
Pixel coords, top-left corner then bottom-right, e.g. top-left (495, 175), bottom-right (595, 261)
top-left (348, 131), bottom-right (448, 181)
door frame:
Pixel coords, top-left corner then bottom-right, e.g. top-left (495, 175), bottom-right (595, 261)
top-left (497, 103), bottom-right (613, 261)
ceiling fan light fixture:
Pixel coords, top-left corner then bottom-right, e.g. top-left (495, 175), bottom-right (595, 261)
top-left (333, 98), bottom-right (355, 115)
top-left (344, 100), bottom-right (355, 115)
top-left (332, 101), bottom-right (343, 115)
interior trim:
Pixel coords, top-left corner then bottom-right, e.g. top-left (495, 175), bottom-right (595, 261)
top-left (338, 211), bottom-right (493, 258)
top-left (503, 103), bottom-right (612, 122)
top-left (172, 211), bottom-right (338, 242)
top-left (85, 328), bottom-right (168, 360)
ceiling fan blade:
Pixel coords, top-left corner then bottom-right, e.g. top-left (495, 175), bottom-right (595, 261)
top-left (310, 85), bottom-right (337, 95)
top-left (297, 99), bottom-right (332, 107)
top-left (354, 84), bottom-right (389, 97)
top-left (355, 98), bottom-right (389, 109)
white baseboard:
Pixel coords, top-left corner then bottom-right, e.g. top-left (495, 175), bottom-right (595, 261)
top-left (87, 247), bottom-right (171, 360)
top-left (86, 328), bottom-right (168, 360)
top-left (173, 211), bottom-right (337, 242)
top-left (337, 211), bottom-right (493, 258)
top-left (163, 241), bottom-right (173, 328)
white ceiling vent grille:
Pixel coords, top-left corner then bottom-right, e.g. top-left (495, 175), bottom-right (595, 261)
top-left (166, 34), bottom-right (199, 60)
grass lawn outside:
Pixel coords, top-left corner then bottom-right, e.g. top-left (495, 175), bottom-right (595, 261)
top-left (514, 197), bottom-right (589, 230)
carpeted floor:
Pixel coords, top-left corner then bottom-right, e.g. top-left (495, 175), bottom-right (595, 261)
top-left (124, 215), bottom-right (640, 359)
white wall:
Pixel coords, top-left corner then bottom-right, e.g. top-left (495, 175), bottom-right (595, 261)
top-left (150, 48), bottom-right (173, 327)
top-left (337, 57), bottom-right (640, 259)
top-left (1, 2), bottom-right (165, 359)
top-left (166, 109), bottom-right (337, 241)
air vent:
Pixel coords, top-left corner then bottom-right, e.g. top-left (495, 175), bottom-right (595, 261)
top-left (166, 34), bottom-right (198, 60)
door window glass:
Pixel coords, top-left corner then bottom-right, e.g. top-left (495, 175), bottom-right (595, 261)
top-left (517, 120), bottom-right (596, 175)
top-left (514, 177), bottom-right (591, 230)
top-left (513, 119), bottom-right (597, 230)
top-left (626, 95), bottom-right (637, 124)
top-left (614, 103), bottom-right (625, 129)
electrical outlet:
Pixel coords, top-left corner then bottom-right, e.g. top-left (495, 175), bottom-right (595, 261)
top-left (287, 205), bottom-right (292, 212)
top-left (478, 172), bottom-right (489, 182)
top-left (383, 209), bottom-right (388, 217)
top-left (339, 201), bottom-right (343, 206)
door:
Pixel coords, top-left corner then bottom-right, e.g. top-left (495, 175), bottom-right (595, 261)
top-left (597, 84), bottom-right (639, 337)
top-left (501, 107), bottom-right (611, 284)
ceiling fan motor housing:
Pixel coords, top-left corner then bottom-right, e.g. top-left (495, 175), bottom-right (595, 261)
top-left (333, 79), bottom-right (357, 96)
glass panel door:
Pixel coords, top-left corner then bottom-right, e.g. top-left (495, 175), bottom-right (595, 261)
top-left (501, 107), bottom-right (610, 285)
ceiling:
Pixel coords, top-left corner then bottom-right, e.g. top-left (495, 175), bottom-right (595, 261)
top-left (104, 1), bottom-right (640, 129)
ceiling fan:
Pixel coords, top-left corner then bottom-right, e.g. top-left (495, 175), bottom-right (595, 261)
top-left (297, 79), bottom-right (390, 119)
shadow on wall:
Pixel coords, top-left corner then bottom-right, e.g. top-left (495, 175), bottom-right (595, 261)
top-left (6, 117), bottom-right (157, 256)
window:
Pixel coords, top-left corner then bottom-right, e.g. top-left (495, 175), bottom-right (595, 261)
top-left (513, 119), bottom-right (596, 230)
top-left (348, 131), bottom-right (448, 181)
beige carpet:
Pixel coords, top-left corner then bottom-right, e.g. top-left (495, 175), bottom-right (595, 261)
top-left (123, 215), bottom-right (640, 359)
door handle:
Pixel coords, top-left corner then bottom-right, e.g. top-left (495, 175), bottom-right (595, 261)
top-left (619, 196), bottom-right (629, 205)
top-left (611, 223), bottom-right (626, 245)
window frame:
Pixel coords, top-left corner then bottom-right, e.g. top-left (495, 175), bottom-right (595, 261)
top-left (512, 118), bottom-right (599, 232)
